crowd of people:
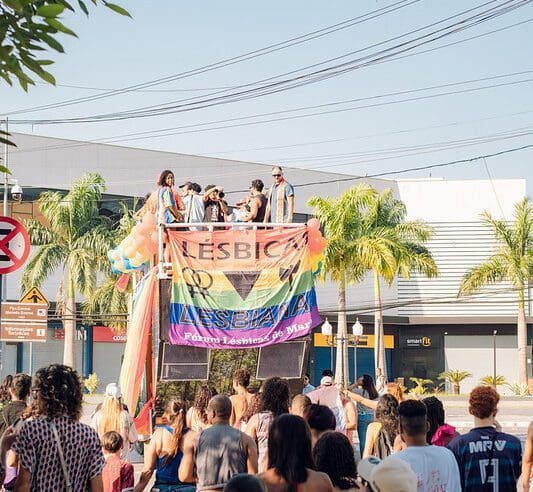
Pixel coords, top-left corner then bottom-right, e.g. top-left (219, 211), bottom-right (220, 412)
top-left (135, 165), bottom-right (296, 228)
top-left (0, 364), bottom-right (531, 491)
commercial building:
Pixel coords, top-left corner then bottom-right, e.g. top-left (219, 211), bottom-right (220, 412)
top-left (1, 133), bottom-right (531, 393)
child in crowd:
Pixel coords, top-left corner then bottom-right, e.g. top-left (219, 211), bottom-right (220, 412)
top-left (102, 431), bottom-right (134, 492)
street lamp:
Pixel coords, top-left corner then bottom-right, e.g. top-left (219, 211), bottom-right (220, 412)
top-left (321, 319), bottom-right (334, 373)
top-left (351, 318), bottom-right (364, 383)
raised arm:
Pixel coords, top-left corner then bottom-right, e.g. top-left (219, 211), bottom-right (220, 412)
top-left (347, 390), bottom-right (378, 410)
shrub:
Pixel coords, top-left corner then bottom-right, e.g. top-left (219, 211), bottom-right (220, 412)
top-left (84, 373), bottom-right (100, 395)
top-left (506, 382), bottom-right (529, 396)
top-left (480, 375), bottom-right (507, 387)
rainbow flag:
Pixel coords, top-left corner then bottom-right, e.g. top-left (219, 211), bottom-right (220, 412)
top-left (167, 227), bottom-right (322, 349)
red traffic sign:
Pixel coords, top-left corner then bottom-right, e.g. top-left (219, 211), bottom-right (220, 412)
top-left (0, 216), bottom-right (30, 274)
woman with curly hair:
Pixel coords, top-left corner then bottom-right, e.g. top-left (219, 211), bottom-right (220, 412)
top-left (135, 399), bottom-right (196, 491)
top-left (314, 432), bottom-right (358, 491)
top-left (246, 377), bottom-right (290, 473)
top-left (259, 414), bottom-right (333, 492)
top-left (12, 364), bottom-right (105, 491)
top-left (362, 394), bottom-right (400, 459)
top-left (186, 385), bottom-right (217, 433)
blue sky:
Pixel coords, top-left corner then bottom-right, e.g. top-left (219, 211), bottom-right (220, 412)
top-left (2, 1), bottom-right (532, 191)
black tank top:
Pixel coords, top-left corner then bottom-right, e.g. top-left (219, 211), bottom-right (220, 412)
top-left (254, 194), bottom-right (267, 222)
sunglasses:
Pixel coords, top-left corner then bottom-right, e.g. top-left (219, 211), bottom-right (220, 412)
top-left (272, 174), bottom-right (282, 177)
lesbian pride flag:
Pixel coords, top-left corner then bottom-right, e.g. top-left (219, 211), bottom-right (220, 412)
top-left (167, 226), bottom-right (323, 349)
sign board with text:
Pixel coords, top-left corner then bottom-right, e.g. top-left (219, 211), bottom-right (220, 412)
top-left (0, 323), bottom-right (47, 342)
top-left (93, 326), bottom-right (127, 343)
top-left (1, 303), bottom-right (47, 322)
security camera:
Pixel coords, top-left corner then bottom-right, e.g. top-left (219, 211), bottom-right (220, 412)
top-left (11, 183), bottom-right (22, 203)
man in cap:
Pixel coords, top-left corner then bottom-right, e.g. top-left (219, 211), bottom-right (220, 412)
top-left (357, 456), bottom-right (417, 492)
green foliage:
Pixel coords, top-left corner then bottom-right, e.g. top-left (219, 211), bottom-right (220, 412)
top-left (506, 382), bottom-right (530, 396)
top-left (439, 370), bottom-right (473, 384)
top-left (0, 0), bottom-right (130, 91)
top-left (409, 377), bottom-right (434, 395)
top-left (480, 375), bottom-right (507, 387)
top-left (157, 349), bottom-right (259, 404)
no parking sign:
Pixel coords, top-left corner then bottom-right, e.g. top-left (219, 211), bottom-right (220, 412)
top-left (0, 216), bottom-right (30, 274)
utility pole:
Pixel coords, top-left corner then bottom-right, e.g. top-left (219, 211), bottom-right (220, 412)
top-left (0, 117), bottom-right (8, 377)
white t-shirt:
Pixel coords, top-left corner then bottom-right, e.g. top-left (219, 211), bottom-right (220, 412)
top-left (183, 194), bottom-right (205, 224)
top-left (392, 445), bottom-right (461, 492)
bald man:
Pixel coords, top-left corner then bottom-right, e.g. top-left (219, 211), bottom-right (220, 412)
top-left (179, 395), bottom-right (258, 492)
top-left (264, 166), bottom-right (294, 224)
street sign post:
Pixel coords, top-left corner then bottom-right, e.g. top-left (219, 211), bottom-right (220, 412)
top-left (0, 217), bottom-right (30, 275)
top-left (19, 288), bottom-right (49, 375)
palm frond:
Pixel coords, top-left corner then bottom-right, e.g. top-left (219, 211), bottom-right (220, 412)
top-left (24, 219), bottom-right (55, 246)
top-left (458, 255), bottom-right (508, 296)
top-left (21, 244), bottom-right (66, 292)
top-left (82, 275), bottom-right (129, 329)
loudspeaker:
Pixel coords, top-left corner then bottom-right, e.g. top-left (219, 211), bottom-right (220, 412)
top-left (158, 342), bottom-right (210, 381)
top-left (256, 338), bottom-right (309, 380)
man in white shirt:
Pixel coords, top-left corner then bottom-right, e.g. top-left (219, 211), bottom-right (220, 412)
top-left (390, 399), bottom-right (461, 492)
top-left (180, 181), bottom-right (205, 229)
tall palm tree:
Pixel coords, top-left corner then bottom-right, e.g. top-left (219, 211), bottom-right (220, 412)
top-left (22, 173), bottom-right (114, 368)
top-left (459, 198), bottom-right (533, 384)
top-left (308, 184), bottom-right (376, 385)
top-left (357, 189), bottom-right (438, 379)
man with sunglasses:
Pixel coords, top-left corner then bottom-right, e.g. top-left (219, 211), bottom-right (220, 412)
top-left (264, 166), bottom-right (294, 224)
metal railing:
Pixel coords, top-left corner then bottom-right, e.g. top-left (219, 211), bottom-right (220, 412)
top-left (158, 221), bottom-right (306, 278)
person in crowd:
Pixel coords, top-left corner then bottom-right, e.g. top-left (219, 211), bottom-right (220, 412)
top-left (224, 473), bottom-right (266, 492)
top-left (363, 394), bottom-right (399, 459)
top-left (187, 384), bottom-right (217, 433)
top-left (422, 396), bottom-right (458, 446)
top-left (375, 368), bottom-right (387, 395)
top-left (447, 385), bottom-right (522, 492)
top-left (314, 431), bottom-right (358, 491)
top-left (0, 373), bottom-right (31, 437)
top-left (179, 394), bottom-right (258, 490)
top-left (91, 382), bottom-right (137, 459)
top-left (264, 166), bottom-right (294, 224)
top-left (0, 373), bottom-right (31, 489)
top-left (12, 364), bottom-right (105, 490)
top-left (239, 392), bottom-right (261, 432)
top-left (393, 399), bottom-right (460, 492)
top-left (308, 375), bottom-right (346, 433)
top-left (246, 377), bottom-right (290, 473)
top-left (101, 431), bottom-right (134, 492)
top-left (203, 184), bottom-right (227, 223)
top-left (302, 373), bottom-right (315, 395)
top-left (522, 421), bottom-right (533, 492)
top-left (181, 181), bottom-right (205, 228)
top-left (243, 179), bottom-right (268, 223)
top-left (132, 192), bottom-right (154, 222)
top-left (259, 414), bottom-right (333, 491)
top-left (306, 404), bottom-right (336, 448)
top-left (357, 456), bottom-right (417, 492)
top-left (157, 170), bottom-right (183, 224)
top-left (0, 375), bottom-right (12, 406)
top-left (348, 374), bottom-right (378, 457)
top-left (135, 399), bottom-right (196, 492)
top-left (230, 368), bottom-right (254, 429)
top-left (385, 382), bottom-right (404, 403)
top-left (290, 394), bottom-right (311, 419)
top-left (341, 390), bottom-right (357, 446)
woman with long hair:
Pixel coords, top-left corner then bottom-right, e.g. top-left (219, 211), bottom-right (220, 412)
top-left (348, 374), bottom-right (378, 457)
top-left (12, 364), bottom-right (105, 490)
top-left (362, 394), bottom-right (400, 459)
top-left (246, 377), bottom-right (290, 473)
top-left (423, 396), bottom-right (458, 446)
top-left (91, 383), bottom-right (137, 459)
top-left (314, 432), bottom-right (358, 492)
top-left (259, 414), bottom-right (333, 492)
top-left (186, 384), bottom-right (217, 432)
top-left (135, 399), bottom-right (196, 492)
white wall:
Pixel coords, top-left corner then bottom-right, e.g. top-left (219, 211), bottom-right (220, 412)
top-left (444, 334), bottom-right (519, 395)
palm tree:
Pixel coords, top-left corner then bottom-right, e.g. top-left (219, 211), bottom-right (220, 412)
top-left (22, 173), bottom-right (114, 368)
top-left (308, 184), bottom-right (376, 385)
top-left (458, 198), bottom-right (533, 385)
top-left (357, 189), bottom-right (438, 379)
top-left (83, 202), bottom-right (137, 330)
top-left (439, 369), bottom-right (472, 395)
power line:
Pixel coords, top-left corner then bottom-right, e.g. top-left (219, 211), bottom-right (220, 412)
top-left (7, 0), bottom-right (528, 123)
top-left (4, 0), bottom-right (419, 115)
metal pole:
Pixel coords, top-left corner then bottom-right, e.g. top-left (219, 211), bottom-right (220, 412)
top-left (29, 342), bottom-right (33, 376)
top-left (330, 339), bottom-right (334, 373)
top-left (493, 329), bottom-right (497, 385)
top-left (353, 342), bottom-right (357, 386)
top-left (0, 118), bottom-right (8, 379)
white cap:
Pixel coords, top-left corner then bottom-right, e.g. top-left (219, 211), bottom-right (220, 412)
top-left (105, 382), bottom-right (121, 399)
top-left (320, 376), bottom-right (333, 386)
top-left (358, 456), bottom-right (417, 492)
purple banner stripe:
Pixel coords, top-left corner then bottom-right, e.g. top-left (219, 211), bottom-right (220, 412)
top-left (169, 306), bottom-right (321, 349)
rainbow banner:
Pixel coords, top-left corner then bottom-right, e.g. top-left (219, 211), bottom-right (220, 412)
top-left (167, 226), bottom-right (324, 349)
